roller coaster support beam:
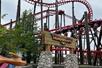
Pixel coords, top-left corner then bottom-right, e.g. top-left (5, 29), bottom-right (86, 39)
top-left (94, 25), bottom-right (102, 65)
top-left (55, 0), bottom-right (59, 64)
top-left (16, 0), bottom-right (21, 24)
top-left (97, 25), bottom-right (102, 50)
top-left (79, 28), bottom-right (84, 64)
top-left (10, 19), bottom-right (13, 29)
top-left (55, 0), bottom-right (59, 28)
top-left (33, 0), bottom-right (40, 20)
top-left (72, 1), bottom-right (77, 38)
top-left (41, 0), bottom-right (43, 31)
top-left (98, 26), bottom-right (102, 65)
top-left (0, 0), bottom-right (1, 24)
top-left (47, 8), bottom-right (50, 29)
top-left (84, 12), bottom-right (91, 65)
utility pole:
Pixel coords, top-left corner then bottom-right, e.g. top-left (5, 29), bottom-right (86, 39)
top-left (0, 0), bottom-right (1, 24)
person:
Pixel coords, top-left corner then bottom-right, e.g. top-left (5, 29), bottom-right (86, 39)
top-left (8, 64), bottom-right (15, 68)
top-left (0, 63), bottom-right (8, 68)
top-left (0, 52), bottom-right (27, 67)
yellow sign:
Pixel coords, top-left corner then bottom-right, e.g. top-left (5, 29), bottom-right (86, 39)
top-left (42, 31), bottom-right (77, 49)
top-left (52, 33), bottom-right (73, 43)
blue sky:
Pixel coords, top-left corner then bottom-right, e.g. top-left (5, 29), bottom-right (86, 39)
top-left (1, 0), bottom-right (102, 25)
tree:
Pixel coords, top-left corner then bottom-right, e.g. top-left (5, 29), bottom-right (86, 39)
top-left (0, 10), bottom-right (40, 64)
top-left (15, 10), bottom-right (40, 63)
top-left (0, 26), bottom-right (17, 56)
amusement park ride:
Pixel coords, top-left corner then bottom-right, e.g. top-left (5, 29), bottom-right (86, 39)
top-left (0, 0), bottom-right (102, 66)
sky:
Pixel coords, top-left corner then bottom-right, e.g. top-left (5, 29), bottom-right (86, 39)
top-left (1, 0), bottom-right (102, 25)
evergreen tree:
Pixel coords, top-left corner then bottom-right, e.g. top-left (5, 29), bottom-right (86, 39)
top-left (0, 10), bottom-right (40, 64)
top-left (15, 10), bottom-right (40, 63)
top-left (0, 26), bottom-right (17, 56)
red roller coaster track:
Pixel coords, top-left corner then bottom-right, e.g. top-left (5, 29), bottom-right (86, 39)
top-left (2, 9), bottom-right (77, 26)
top-left (25, 0), bottom-right (93, 21)
top-left (2, 10), bottom-right (102, 32)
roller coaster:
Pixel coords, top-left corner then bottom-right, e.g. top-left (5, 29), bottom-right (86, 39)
top-left (1, 0), bottom-right (102, 66)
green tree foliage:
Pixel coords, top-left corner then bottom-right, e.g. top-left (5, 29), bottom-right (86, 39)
top-left (15, 10), bottom-right (40, 63)
top-left (0, 26), bottom-right (17, 55)
top-left (0, 10), bottom-right (40, 63)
